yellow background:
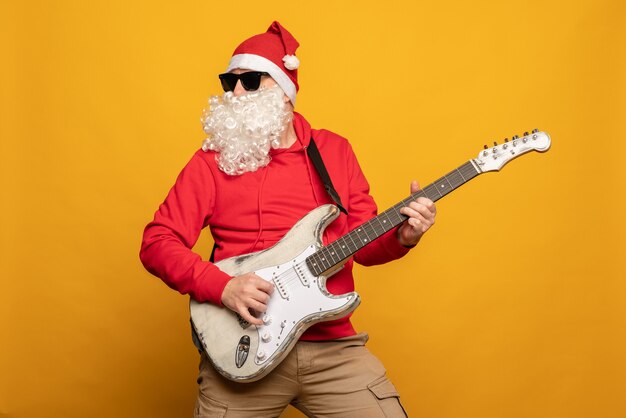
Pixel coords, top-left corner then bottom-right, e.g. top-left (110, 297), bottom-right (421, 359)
top-left (2, 0), bottom-right (625, 417)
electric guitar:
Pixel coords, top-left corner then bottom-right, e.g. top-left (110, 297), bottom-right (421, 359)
top-left (190, 129), bottom-right (551, 382)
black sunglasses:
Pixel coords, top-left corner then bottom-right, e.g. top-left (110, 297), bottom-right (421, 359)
top-left (219, 71), bottom-right (270, 92)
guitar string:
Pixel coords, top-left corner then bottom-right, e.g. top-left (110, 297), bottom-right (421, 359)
top-left (272, 261), bottom-right (311, 289)
top-left (317, 162), bottom-right (478, 262)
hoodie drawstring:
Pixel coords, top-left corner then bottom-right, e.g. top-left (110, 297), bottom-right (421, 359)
top-left (248, 166), bottom-right (270, 253)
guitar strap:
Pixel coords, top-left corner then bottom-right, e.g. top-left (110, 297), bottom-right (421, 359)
top-left (306, 136), bottom-right (349, 216)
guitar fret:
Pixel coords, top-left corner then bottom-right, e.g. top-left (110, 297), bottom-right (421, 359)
top-left (381, 211), bottom-right (394, 228)
top-left (315, 250), bottom-right (326, 270)
top-left (365, 220), bottom-right (381, 237)
top-left (369, 217), bottom-right (386, 236)
top-left (387, 206), bottom-right (406, 224)
top-left (374, 216), bottom-right (387, 236)
top-left (327, 247), bottom-right (339, 265)
top-left (447, 171), bottom-right (463, 188)
top-left (354, 228), bottom-right (365, 244)
top-left (356, 226), bottom-right (370, 245)
top-left (337, 237), bottom-right (349, 258)
top-left (434, 176), bottom-right (452, 198)
top-left (456, 167), bottom-right (467, 182)
top-left (426, 183), bottom-right (442, 199)
top-left (377, 211), bottom-right (395, 235)
top-left (346, 231), bottom-right (359, 252)
top-left (318, 249), bottom-right (331, 270)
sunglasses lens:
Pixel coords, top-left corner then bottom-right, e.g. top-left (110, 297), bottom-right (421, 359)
top-left (240, 73), bottom-right (262, 91)
top-left (219, 74), bottom-right (237, 92)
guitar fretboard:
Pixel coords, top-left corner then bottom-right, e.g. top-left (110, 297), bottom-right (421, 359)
top-left (305, 160), bottom-right (481, 276)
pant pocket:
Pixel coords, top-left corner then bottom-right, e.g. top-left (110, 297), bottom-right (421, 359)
top-left (195, 391), bottom-right (228, 418)
top-left (368, 376), bottom-right (398, 399)
top-left (367, 376), bottom-right (408, 417)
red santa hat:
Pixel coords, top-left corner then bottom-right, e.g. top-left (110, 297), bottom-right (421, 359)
top-left (226, 21), bottom-right (300, 105)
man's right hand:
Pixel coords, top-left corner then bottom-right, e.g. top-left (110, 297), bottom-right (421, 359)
top-left (221, 273), bottom-right (274, 325)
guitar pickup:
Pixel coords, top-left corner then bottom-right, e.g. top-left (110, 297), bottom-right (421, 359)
top-left (293, 263), bottom-right (310, 286)
top-left (272, 275), bottom-right (289, 300)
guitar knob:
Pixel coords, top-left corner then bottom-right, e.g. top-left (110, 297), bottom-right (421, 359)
top-left (262, 314), bottom-right (273, 325)
top-left (257, 350), bottom-right (266, 360)
top-left (261, 332), bottom-right (272, 343)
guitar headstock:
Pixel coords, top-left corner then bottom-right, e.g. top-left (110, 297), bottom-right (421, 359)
top-left (474, 129), bottom-right (551, 172)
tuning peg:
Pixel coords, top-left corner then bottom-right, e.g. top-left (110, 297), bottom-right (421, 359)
top-left (504, 138), bottom-right (509, 143)
top-left (484, 144), bottom-right (488, 149)
top-left (523, 131), bottom-right (529, 136)
top-left (532, 128), bottom-right (539, 133)
top-left (493, 141), bottom-right (498, 146)
top-left (511, 135), bottom-right (519, 140)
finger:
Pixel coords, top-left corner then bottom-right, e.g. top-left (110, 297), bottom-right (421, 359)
top-left (413, 197), bottom-right (436, 212)
top-left (237, 305), bottom-right (263, 325)
top-left (415, 196), bottom-right (434, 204)
top-left (400, 205), bottom-right (429, 223)
top-left (409, 217), bottom-right (423, 228)
top-left (410, 180), bottom-right (421, 194)
top-left (251, 289), bottom-right (271, 305)
top-left (408, 218), bottom-right (427, 234)
top-left (400, 209), bottom-right (432, 234)
top-left (252, 276), bottom-right (275, 294)
top-left (407, 200), bottom-right (436, 219)
top-left (246, 298), bottom-right (269, 314)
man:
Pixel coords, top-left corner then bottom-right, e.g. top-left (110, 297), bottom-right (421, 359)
top-left (140, 21), bottom-right (436, 417)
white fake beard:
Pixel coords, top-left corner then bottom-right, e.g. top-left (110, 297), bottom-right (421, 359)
top-left (201, 86), bottom-right (293, 176)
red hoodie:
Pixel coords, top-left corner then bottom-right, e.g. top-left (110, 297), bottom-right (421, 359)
top-left (140, 112), bottom-right (411, 340)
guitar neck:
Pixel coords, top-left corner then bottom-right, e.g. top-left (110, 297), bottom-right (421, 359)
top-left (306, 160), bottom-right (481, 276)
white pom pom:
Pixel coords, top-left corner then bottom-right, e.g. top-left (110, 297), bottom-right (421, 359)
top-left (282, 54), bottom-right (300, 70)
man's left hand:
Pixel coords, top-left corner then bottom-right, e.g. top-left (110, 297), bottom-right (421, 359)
top-left (397, 180), bottom-right (436, 247)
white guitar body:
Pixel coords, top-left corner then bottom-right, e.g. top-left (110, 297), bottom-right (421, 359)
top-left (190, 204), bottom-right (360, 383)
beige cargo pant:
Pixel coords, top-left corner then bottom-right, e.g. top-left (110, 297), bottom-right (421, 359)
top-left (194, 333), bottom-right (407, 417)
